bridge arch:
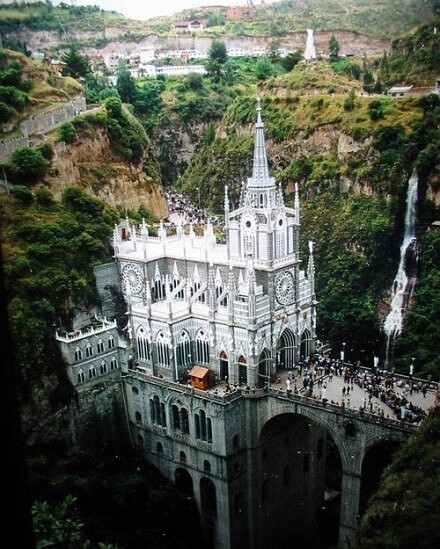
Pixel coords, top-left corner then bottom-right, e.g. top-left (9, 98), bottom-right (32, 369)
top-left (255, 407), bottom-right (344, 548)
top-left (175, 467), bottom-right (193, 496)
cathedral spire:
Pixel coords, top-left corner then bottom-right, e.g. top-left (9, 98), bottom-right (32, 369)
top-left (248, 96), bottom-right (273, 188)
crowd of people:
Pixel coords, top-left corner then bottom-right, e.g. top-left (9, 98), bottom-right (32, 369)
top-left (164, 190), bottom-right (221, 226)
top-left (273, 353), bottom-right (430, 425)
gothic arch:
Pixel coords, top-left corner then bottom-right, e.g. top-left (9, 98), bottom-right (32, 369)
top-left (238, 355), bottom-right (247, 385)
top-left (276, 328), bottom-right (296, 370)
top-left (195, 329), bottom-right (209, 365)
top-left (300, 329), bottom-right (312, 359)
top-left (219, 350), bottom-right (229, 381)
top-left (258, 348), bottom-right (271, 387)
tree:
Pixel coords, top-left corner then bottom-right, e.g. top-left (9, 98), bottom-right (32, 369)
top-left (9, 147), bottom-right (46, 184)
top-left (329, 35), bottom-right (340, 58)
top-left (61, 45), bottom-right (89, 79)
top-left (363, 69), bottom-right (375, 93)
top-left (58, 122), bottom-right (77, 144)
top-left (255, 56), bottom-right (273, 80)
top-left (281, 51), bottom-right (302, 72)
top-left (117, 62), bottom-right (136, 104)
top-left (207, 40), bottom-right (228, 78)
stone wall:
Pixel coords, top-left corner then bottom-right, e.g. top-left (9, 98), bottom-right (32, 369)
top-left (0, 97), bottom-right (86, 163)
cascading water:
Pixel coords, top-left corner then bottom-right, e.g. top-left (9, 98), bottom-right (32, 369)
top-left (383, 172), bottom-right (419, 366)
top-left (304, 29), bottom-right (316, 60)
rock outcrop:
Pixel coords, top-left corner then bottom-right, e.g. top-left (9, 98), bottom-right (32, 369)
top-left (41, 126), bottom-right (168, 218)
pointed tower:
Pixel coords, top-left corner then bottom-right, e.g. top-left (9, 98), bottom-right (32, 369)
top-left (227, 96), bottom-right (299, 263)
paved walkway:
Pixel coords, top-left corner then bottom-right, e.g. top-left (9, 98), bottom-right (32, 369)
top-left (270, 369), bottom-right (436, 421)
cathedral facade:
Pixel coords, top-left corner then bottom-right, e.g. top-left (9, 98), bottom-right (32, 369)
top-left (113, 100), bottom-right (316, 388)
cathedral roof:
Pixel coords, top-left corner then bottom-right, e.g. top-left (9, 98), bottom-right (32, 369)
top-left (247, 97), bottom-right (276, 189)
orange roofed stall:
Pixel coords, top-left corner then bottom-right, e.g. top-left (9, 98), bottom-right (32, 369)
top-left (189, 366), bottom-right (214, 390)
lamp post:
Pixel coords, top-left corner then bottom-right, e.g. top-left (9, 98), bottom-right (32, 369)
top-left (341, 342), bottom-right (346, 363)
top-left (195, 186), bottom-right (201, 210)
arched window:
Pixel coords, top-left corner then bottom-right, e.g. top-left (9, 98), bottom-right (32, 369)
top-left (74, 347), bottom-right (82, 362)
top-left (97, 339), bottom-right (104, 353)
top-left (200, 477), bottom-right (216, 515)
top-left (195, 330), bottom-right (209, 365)
top-left (77, 370), bottom-right (85, 383)
top-left (135, 411), bottom-right (142, 423)
top-left (156, 332), bottom-right (170, 367)
top-left (179, 450), bottom-right (186, 463)
top-left (89, 366), bottom-right (96, 379)
top-left (195, 411), bottom-right (213, 443)
top-left (86, 344), bottom-right (93, 358)
top-left (181, 408), bottom-right (189, 434)
top-left (100, 361), bottom-right (107, 375)
top-left (151, 395), bottom-right (166, 427)
top-left (176, 331), bottom-right (191, 368)
top-left (108, 336), bottom-right (115, 349)
top-left (132, 386), bottom-right (139, 395)
top-left (137, 327), bottom-right (150, 361)
top-left (171, 404), bottom-right (180, 431)
top-left (276, 218), bottom-right (286, 258)
top-left (204, 460), bottom-right (211, 473)
top-left (156, 442), bottom-right (163, 454)
top-left (111, 356), bottom-right (118, 370)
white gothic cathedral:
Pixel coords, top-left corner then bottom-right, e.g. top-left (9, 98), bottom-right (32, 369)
top-left (112, 99), bottom-right (317, 388)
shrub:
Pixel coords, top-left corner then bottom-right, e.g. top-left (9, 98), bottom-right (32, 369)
top-left (9, 147), bottom-right (46, 184)
top-left (105, 96), bottom-right (123, 118)
top-left (0, 85), bottom-right (27, 110)
top-left (38, 142), bottom-right (54, 161)
top-left (0, 100), bottom-right (14, 122)
top-left (58, 122), bottom-right (77, 144)
top-left (35, 188), bottom-right (54, 207)
top-left (11, 185), bottom-right (33, 205)
top-left (368, 100), bottom-right (384, 121)
top-left (343, 91), bottom-right (356, 111)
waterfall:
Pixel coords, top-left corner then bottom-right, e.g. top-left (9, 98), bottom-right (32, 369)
top-left (383, 172), bottom-right (419, 366)
top-left (304, 29), bottom-right (316, 60)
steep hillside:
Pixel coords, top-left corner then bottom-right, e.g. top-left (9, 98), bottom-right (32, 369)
top-left (0, 48), bottom-right (82, 136)
top-left (375, 19), bottom-right (440, 86)
top-left (0, 0), bottom-right (437, 54)
top-left (181, 60), bottom-right (439, 375)
top-left (42, 107), bottom-right (167, 217)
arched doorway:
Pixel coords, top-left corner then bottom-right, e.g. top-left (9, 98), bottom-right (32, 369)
top-left (258, 348), bottom-right (271, 387)
top-left (219, 351), bottom-right (228, 381)
top-left (175, 467), bottom-right (193, 496)
top-left (238, 355), bottom-right (247, 386)
top-left (255, 412), bottom-right (343, 548)
top-left (276, 328), bottom-right (296, 370)
top-left (300, 329), bottom-right (312, 359)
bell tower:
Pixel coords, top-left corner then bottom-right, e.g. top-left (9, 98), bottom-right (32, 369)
top-left (226, 97), bottom-right (300, 265)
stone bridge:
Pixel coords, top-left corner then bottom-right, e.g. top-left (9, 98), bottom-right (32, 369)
top-left (126, 373), bottom-right (418, 549)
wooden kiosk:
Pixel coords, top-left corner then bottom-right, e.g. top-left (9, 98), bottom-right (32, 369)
top-left (188, 366), bottom-right (214, 390)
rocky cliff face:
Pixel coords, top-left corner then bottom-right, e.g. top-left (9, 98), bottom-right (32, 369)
top-left (41, 126), bottom-right (168, 218)
top-left (7, 27), bottom-right (390, 57)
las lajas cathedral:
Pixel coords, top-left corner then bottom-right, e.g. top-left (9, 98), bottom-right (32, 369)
top-left (116, 98), bottom-right (317, 386)
top-left (57, 100), bottom-right (320, 549)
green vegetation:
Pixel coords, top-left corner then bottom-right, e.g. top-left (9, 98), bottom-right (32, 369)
top-left (329, 35), bottom-right (340, 58)
top-left (357, 407), bottom-right (440, 549)
top-left (61, 44), bottom-right (90, 80)
top-left (0, 186), bottom-right (118, 401)
top-left (393, 231), bottom-right (440, 379)
top-left (9, 146), bottom-right (47, 184)
top-left (376, 19), bottom-right (440, 86)
top-left (58, 121), bottom-right (77, 144)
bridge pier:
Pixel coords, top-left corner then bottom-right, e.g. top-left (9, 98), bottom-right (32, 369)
top-left (339, 468), bottom-right (362, 548)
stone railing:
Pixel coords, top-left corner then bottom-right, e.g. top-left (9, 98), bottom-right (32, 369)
top-left (0, 97), bottom-right (86, 163)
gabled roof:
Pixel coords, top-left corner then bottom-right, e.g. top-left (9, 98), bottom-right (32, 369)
top-left (189, 365), bottom-right (211, 379)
